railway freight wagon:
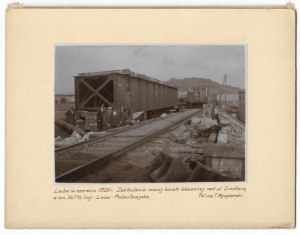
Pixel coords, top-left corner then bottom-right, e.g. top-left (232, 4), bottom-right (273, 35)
top-left (186, 88), bottom-right (208, 108)
top-left (74, 69), bottom-right (178, 113)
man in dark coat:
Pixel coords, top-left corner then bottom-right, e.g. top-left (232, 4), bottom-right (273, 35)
top-left (111, 108), bottom-right (121, 128)
top-left (65, 107), bottom-right (76, 126)
top-left (97, 104), bottom-right (105, 131)
top-left (117, 106), bottom-right (126, 126)
top-left (125, 89), bottom-right (133, 120)
top-left (102, 106), bottom-right (113, 131)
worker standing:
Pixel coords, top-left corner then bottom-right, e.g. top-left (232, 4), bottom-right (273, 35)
top-left (111, 108), bottom-right (120, 128)
top-left (102, 106), bottom-right (113, 131)
top-left (211, 104), bottom-right (215, 119)
top-left (125, 88), bottom-right (133, 121)
top-left (215, 108), bottom-right (220, 124)
top-left (65, 107), bottom-right (76, 126)
top-left (117, 106), bottom-right (126, 126)
top-left (96, 103), bottom-right (105, 131)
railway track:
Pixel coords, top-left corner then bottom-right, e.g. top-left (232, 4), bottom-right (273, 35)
top-left (55, 109), bottom-right (201, 182)
top-left (55, 116), bottom-right (164, 156)
top-left (220, 111), bottom-right (245, 130)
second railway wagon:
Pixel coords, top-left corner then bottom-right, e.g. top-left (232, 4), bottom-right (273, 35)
top-left (74, 69), bottom-right (178, 112)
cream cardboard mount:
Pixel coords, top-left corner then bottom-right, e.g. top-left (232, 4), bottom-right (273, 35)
top-left (5, 4), bottom-right (295, 228)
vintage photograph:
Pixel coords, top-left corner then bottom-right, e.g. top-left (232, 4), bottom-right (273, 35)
top-left (55, 45), bottom-right (246, 183)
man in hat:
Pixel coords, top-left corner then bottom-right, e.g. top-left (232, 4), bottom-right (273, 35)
top-left (117, 105), bottom-right (126, 126)
top-left (111, 108), bottom-right (120, 128)
top-left (65, 107), bottom-right (76, 126)
top-left (125, 88), bottom-right (133, 121)
top-left (97, 103), bottom-right (105, 131)
top-left (214, 108), bottom-right (220, 124)
top-left (102, 106), bottom-right (113, 131)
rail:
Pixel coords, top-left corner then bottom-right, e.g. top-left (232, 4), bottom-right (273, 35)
top-left (55, 113), bottom-right (181, 156)
top-left (55, 109), bottom-right (201, 182)
top-left (219, 109), bottom-right (245, 130)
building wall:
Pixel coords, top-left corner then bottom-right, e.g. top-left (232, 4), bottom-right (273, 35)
top-left (217, 94), bottom-right (239, 105)
top-left (55, 94), bottom-right (75, 104)
top-left (238, 91), bottom-right (245, 123)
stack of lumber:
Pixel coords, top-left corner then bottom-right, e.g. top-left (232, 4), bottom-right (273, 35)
top-left (84, 112), bottom-right (98, 131)
top-left (75, 111), bottom-right (98, 131)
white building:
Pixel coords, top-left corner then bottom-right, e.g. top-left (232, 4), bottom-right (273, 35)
top-left (55, 94), bottom-right (75, 104)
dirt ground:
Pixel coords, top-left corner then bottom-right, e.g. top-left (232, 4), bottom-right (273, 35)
top-left (71, 112), bottom-right (245, 183)
top-left (55, 124), bottom-right (71, 138)
top-left (78, 155), bottom-right (152, 183)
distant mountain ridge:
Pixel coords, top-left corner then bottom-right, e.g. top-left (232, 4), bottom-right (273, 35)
top-left (166, 77), bottom-right (242, 95)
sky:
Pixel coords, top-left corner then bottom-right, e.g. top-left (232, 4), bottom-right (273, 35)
top-left (55, 45), bottom-right (246, 94)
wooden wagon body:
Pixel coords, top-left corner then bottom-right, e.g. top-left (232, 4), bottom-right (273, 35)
top-left (74, 69), bottom-right (178, 112)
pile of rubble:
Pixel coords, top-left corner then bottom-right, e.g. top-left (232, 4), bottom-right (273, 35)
top-left (145, 114), bottom-right (245, 182)
top-left (146, 149), bottom-right (239, 182)
top-left (55, 130), bottom-right (107, 148)
top-left (169, 116), bottom-right (233, 145)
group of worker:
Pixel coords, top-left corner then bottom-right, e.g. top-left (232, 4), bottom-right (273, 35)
top-left (97, 104), bottom-right (131, 131)
top-left (65, 104), bottom-right (131, 132)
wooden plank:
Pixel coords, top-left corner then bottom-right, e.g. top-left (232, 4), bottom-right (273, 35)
top-left (74, 77), bottom-right (80, 110)
top-left (79, 79), bottom-right (113, 107)
top-left (207, 131), bottom-right (217, 143)
top-left (81, 78), bottom-right (112, 107)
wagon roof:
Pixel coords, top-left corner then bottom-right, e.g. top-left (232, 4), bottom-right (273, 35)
top-left (75, 69), bottom-right (177, 89)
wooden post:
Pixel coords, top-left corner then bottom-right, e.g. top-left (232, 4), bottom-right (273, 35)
top-left (203, 104), bottom-right (206, 118)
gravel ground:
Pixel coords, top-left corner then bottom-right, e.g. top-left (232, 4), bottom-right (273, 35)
top-left (69, 111), bottom-right (245, 183)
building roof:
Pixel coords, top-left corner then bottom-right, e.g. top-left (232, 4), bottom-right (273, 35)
top-left (75, 69), bottom-right (177, 89)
